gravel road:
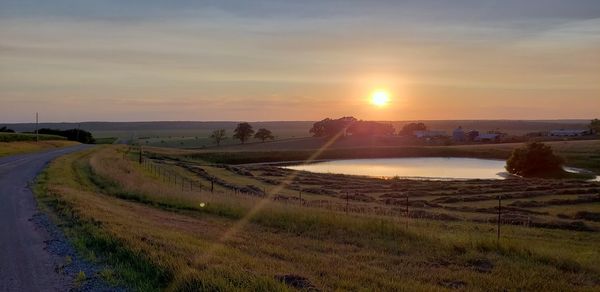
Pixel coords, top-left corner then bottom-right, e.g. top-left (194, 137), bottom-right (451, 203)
top-left (0, 145), bottom-right (98, 291)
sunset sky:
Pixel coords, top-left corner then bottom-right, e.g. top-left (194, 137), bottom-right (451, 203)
top-left (1, 0), bottom-right (599, 122)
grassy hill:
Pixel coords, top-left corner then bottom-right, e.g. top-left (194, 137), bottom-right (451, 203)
top-left (34, 145), bottom-right (600, 291)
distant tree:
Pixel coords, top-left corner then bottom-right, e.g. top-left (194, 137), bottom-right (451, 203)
top-left (590, 119), bottom-right (600, 134)
top-left (309, 117), bottom-right (357, 137)
top-left (209, 129), bottom-right (227, 146)
top-left (506, 142), bottom-right (564, 177)
top-left (233, 122), bottom-right (254, 144)
top-left (399, 122), bottom-right (427, 136)
top-left (347, 121), bottom-right (395, 136)
top-left (254, 128), bottom-right (275, 142)
top-left (0, 126), bottom-right (15, 133)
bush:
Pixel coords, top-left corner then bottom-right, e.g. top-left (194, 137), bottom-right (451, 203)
top-left (506, 142), bottom-right (564, 177)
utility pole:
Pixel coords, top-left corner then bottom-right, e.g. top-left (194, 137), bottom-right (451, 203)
top-left (76, 123), bottom-right (81, 142)
top-left (35, 112), bottom-right (39, 142)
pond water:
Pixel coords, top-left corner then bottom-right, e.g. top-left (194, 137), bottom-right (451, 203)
top-left (284, 157), bottom-right (600, 181)
top-left (284, 157), bottom-right (508, 180)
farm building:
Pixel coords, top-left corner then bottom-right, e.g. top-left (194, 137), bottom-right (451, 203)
top-left (466, 130), bottom-right (480, 141)
top-left (452, 126), bottom-right (465, 142)
top-left (413, 130), bottom-right (447, 139)
top-left (475, 133), bottom-right (501, 142)
top-left (549, 129), bottom-right (591, 137)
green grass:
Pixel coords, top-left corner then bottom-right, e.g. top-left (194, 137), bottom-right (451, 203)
top-left (34, 146), bottom-right (600, 290)
top-left (0, 132), bottom-right (66, 142)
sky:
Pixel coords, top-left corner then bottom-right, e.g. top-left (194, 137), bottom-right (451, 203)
top-left (1, 0), bottom-right (599, 122)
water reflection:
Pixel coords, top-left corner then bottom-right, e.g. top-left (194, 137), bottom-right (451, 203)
top-left (284, 157), bottom-right (510, 180)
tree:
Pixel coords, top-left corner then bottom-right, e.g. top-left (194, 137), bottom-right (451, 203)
top-left (0, 126), bottom-right (15, 133)
top-left (233, 122), bottom-right (254, 144)
top-left (309, 117), bottom-right (357, 137)
top-left (506, 142), bottom-right (564, 177)
top-left (209, 129), bottom-right (227, 146)
top-left (399, 122), bottom-right (427, 136)
top-left (590, 119), bottom-right (600, 134)
top-left (254, 128), bottom-right (274, 142)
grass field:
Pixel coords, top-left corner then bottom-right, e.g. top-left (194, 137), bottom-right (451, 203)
top-left (0, 140), bottom-right (79, 157)
top-left (35, 145), bottom-right (600, 290)
top-left (0, 132), bottom-right (66, 142)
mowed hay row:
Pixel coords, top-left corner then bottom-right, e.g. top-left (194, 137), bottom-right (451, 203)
top-left (35, 145), bottom-right (600, 291)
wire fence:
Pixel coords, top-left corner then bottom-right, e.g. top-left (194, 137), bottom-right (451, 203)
top-left (127, 146), bottom-right (540, 243)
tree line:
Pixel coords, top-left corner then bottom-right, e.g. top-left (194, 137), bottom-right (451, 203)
top-left (210, 123), bottom-right (275, 145)
top-left (308, 117), bottom-right (428, 137)
top-left (37, 128), bottom-right (96, 143)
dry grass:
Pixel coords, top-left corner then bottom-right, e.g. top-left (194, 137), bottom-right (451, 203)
top-left (35, 146), bottom-right (600, 291)
top-left (0, 140), bottom-right (79, 157)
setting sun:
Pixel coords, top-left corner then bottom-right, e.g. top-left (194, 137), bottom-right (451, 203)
top-left (371, 90), bottom-right (390, 107)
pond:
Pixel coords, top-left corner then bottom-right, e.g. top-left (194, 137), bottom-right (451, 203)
top-left (284, 157), bottom-right (600, 181)
top-left (283, 157), bottom-right (512, 180)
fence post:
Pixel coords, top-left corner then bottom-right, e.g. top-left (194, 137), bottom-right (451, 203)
top-left (406, 193), bottom-right (409, 229)
top-left (211, 180), bottom-right (214, 193)
top-left (497, 195), bottom-right (502, 244)
top-left (346, 192), bottom-right (349, 214)
top-left (139, 145), bottom-right (143, 164)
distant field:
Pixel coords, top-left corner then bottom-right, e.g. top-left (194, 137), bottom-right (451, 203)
top-left (0, 140), bottom-right (78, 157)
top-left (5, 119), bottom-right (592, 148)
top-left (93, 137), bottom-right (118, 144)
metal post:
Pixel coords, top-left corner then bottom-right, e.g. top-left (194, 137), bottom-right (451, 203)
top-left (406, 193), bottom-right (409, 229)
top-left (497, 195), bottom-right (502, 244)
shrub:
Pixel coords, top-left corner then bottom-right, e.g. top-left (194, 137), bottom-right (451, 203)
top-left (506, 142), bottom-right (564, 177)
